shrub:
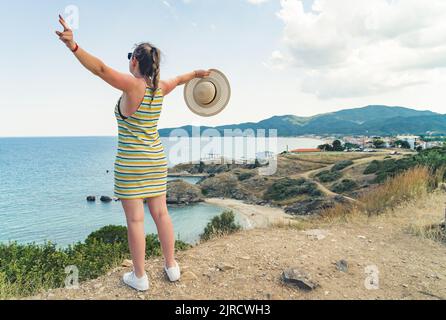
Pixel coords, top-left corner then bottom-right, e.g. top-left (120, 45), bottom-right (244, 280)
top-left (200, 210), bottom-right (242, 241)
top-left (331, 179), bottom-right (358, 194)
top-left (331, 160), bottom-right (354, 172)
top-left (86, 225), bottom-right (128, 245)
top-left (263, 178), bottom-right (322, 201)
top-left (364, 160), bottom-right (380, 174)
top-left (238, 172), bottom-right (255, 181)
top-left (316, 170), bottom-right (342, 183)
top-left (0, 225), bottom-right (190, 298)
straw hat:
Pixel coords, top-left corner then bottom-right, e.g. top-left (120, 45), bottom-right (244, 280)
top-left (184, 69), bottom-right (231, 117)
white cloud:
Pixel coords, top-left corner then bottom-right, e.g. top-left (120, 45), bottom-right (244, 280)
top-left (247, 0), bottom-right (270, 5)
top-left (162, 0), bottom-right (172, 8)
top-left (269, 0), bottom-right (446, 99)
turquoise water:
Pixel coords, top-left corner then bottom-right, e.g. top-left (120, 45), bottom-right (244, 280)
top-left (0, 137), bottom-right (234, 246)
top-left (0, 136), bottom-right (322, 246)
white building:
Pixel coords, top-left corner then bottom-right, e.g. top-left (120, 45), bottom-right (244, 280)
top-left (396, 135), bottom-right (420, 150)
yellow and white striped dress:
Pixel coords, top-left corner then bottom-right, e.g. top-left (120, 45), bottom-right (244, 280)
top-left (113, 86), bottom-right (168, 199)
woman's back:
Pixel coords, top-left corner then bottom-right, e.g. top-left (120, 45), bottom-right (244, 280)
top-left (114, 86), bottom-right (168, 199)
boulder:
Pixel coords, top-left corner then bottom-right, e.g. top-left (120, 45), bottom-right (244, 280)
top-left (100, 196), bottom-right (112, 202)
top-left (166, 179), bottom-right (204, 205)
top-left (199, 173), bottom-right (248, 200)
top-left (281, 268), bottom-right (318, 291)
top-left (86, 196), bottom-right (96, 202)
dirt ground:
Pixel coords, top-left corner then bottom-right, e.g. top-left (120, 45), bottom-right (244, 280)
top-left (26, 191), bottom-right (446, 300)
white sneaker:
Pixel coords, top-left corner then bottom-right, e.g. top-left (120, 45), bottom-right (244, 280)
top-left (122, 270), bottom-right (149, 291)
top-left (164, 261), bottom-right (181, 282)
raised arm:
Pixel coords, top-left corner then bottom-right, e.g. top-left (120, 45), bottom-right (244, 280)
top-left (160, 70), bottom-right (211, 95)
top-left (55, 15), bottom-right (138, 93)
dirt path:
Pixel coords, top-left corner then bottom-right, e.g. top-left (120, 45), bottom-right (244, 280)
top-left (290, 154), bottom-right (399, 203)
top-left (27, 192), bottom-right (446, 300)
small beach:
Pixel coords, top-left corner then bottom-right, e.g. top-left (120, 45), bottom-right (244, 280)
top-left (204, 197), bottom-right (295, 228)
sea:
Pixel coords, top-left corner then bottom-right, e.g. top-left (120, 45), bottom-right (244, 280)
top-left (0, 136), bottom-right (323, 246)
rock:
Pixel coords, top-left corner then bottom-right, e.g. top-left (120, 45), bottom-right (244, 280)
top-left (335, 260), bottom-right (349, 273)
top-left (357, 235), bottom-right (367, 239)
top-left (216, 263), bottom-right (236, 271)
top-left (100, 196), bottom-right (113, 202)
top-left (199, 172), bottom-right (249, 200)
top-left (86, 196), bottom-right (96, 202)
top-left (166, 180), bottom-right (204, 205)
top-left (282, 268), bottom-right (318, 291)
top-left (302, 229), bottom-right (329, 240)
top-left (122, 259), bottom-right (133, 267)
top-left (181, 271), bottom-right (198, 282)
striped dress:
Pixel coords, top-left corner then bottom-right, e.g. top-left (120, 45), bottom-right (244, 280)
top-left (113, 86), bottom-right (168, 199)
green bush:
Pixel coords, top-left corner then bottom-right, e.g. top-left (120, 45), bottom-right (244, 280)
top-left (331, 179), bottom-right (359, 193)
top-left (316, 170), bottom-right (342, 182)
top-left (238, 172), bottom-right (255, 181)
top-left (0, 225), bottom-right (190, 298)
top-left (263, 178), bottom-right (322, 201)
top-left (200, 210), bottom-right (242, 241)
top-left (331, 160), bottom-right (354, 172)
top-left (364, 160), bottom-right (380, 174)
top-left (86, 225), bottom-right (128, 245)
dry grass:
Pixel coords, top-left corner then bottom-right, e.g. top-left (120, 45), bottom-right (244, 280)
top-left (408, 222), bottom-right (446, 244)
top-left (359, 166), bottom-right (431, 215)
top-left (320, 166), bottom-right (436, 220)
top-left (284, 152), bottom-right (374, 165)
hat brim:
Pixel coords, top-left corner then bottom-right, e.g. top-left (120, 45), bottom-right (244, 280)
top-left (184, 69), bottom-right (231, 117)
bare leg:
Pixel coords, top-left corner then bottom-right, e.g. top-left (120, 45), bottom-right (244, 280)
top-left (146, 194), bottom-right (176, 268)
top-left (121, 199), bottom-right (146, 278)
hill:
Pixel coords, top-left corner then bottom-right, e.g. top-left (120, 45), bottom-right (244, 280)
top-left (159, 105), bottom-right (444, 137)
top-left (28, 191), bottom-right (446, 300)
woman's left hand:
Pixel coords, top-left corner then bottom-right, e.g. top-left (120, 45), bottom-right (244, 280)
top-left (55, 14), bottom-right (76, 51)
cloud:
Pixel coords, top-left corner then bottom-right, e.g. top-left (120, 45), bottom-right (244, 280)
top-left (269, 0), bottom-right (446, 99)
top-left (247, 0), bottom-right (270, 5)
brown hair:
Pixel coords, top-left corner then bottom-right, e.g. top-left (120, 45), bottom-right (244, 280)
top-left (132, 42), bottom-right (161, 105)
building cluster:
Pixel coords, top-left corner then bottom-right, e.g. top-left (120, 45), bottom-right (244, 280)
top-left (340, 135), bottom-right (445, 150)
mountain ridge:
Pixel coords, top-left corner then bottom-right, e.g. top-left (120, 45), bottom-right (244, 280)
top-left (159, 105), bottom-right (445, 137)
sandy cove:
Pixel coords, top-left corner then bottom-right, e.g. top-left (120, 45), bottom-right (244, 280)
top-left (204, 197), bottom-right (296, 229)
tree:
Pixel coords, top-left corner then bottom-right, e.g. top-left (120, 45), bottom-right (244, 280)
top-left (344, 142), bottom-right (360, 150)
top-left (332, 140), bottom-right (344, 151)
top-left (318, 144), bottom-right (333, 152)
top-left (373, 138), bottom-right (386, 149)
top-left (394, 140), bottom-right (411, 149)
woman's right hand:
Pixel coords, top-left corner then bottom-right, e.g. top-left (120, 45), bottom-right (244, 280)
top-left (195, 69), bottom-right (211, 78)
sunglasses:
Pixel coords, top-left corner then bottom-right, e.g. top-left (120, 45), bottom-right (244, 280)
top-left (128, 52), bottom-right (133, 60)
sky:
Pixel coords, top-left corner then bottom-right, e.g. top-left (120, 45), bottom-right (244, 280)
top-left (1, 0), bottom-right (446, 137)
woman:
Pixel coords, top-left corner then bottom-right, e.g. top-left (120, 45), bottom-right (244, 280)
top-left (56, 15), bottom-right (210, 291)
